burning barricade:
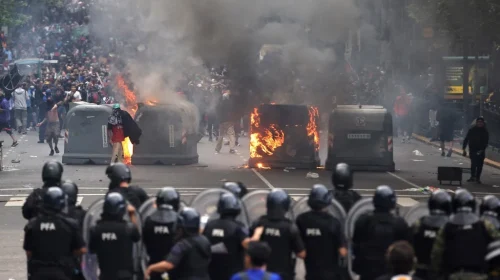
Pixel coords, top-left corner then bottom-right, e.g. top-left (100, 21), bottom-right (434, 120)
top-left (248, 104), bottom-right (320, 169)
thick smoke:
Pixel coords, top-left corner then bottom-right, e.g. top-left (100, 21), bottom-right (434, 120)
top-left (89, 0), bottom-right (360, 123)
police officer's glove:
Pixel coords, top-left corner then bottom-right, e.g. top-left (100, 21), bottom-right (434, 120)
top-left (462, 150), bottom-right (467, 157)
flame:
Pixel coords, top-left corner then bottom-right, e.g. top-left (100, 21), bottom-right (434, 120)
top-left (307, 106), bottom-right (320, 151)
top-left (250, 107), bottom-right (285, 158)
top-left (256, 163), bottom-right (271, 169)
top-left (115, 75), bottom-right (138, 165)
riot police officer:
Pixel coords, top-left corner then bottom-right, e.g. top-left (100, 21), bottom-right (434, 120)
top-left (60, 180), bottom-right (86, 229)
top-left (486, 241), bottom-right (500, 279)
top-left (481, 195), bottom-right (500, 230)
top-left (222, 181), bottom-right (249, 199)
top-left (431, 189), bottom-right (500, 280)
top-left (88, 192), bottom-right (141, 280)
top-left (106, 162), bottom-right (148, 209)
top-left (60, 180), bottom-right (86, 280)
top-left (142, 187), bottom-right (181, 280)
top-left (203, 192), bottom-right (249, 280)
top-left (296, 184), bottom-right (347, 280)
top-left (23, 160), bottom-right (64, 220)
top-left (352, 185), bottom-right (410, 280)
top-left (250, 188), bottom-right (306, 280)
top-left (23, 187), bottom-right (86, 280)
top-left (145, 207), bottom-right (212, 280)
top-left (412, 190), bottom-right (452, 280)
top-left (331, 163), bottom-right (361, 213)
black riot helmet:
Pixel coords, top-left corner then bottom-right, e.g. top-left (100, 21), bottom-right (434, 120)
top-left (308, 184), bottom-right (333, 210)
top-left (222, 181), bottom-right (248, 199)
top-left (266, 189), bottom-right (291, 216)
top-left (217, 192), bottom-right (242, 216)
top-left (179, 207), bottom-right (200, 234)
top-left (332, 163), bottom-right (353, 190)
top-left (156, 187), bottom-right (180, 211)
top-left (42, 160), bottom-right (64, 185)
top-left (452, 189), bottom-right (476, 213)
top-left (43, 186), bottom-right (66, 212)
top-left (60, 180), bottom-right (79, 206)
top-left (480, 195), bottom-right (500, 217)
top-left (428, 190), bottom-right (452, 215)
top-left (106, 163), bottom-right (131, 186)
top-left (373, 185), bottom-right (396, 212)
top-left (103, 192), bottom-right (127, 219)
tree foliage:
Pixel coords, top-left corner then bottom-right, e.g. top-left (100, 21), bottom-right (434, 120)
top-left (0, 0), bottom-right (31, 28)
top-left (408, 0), bottom-right (500, 45)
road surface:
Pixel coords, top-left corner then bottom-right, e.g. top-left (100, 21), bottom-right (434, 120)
top-left (1, 131), bottom-right (499, 279)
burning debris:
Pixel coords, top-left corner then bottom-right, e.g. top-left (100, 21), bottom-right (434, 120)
top-left (249, 104), bottom-right (320, 169)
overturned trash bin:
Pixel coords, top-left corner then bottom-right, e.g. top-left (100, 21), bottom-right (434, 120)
top-left (325, 105), bottom-right (395, 171)
top-left (248, 104), bottom-right (320, 169)
top-left (82, 198), bottom-right (142, 280)
top-left (62, 104), bottom-right (113, 165)
top-left (132, 103), bottom-right (198, 165)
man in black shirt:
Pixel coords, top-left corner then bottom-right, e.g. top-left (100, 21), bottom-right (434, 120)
top-left (463, 117), bottom-right (489, 184)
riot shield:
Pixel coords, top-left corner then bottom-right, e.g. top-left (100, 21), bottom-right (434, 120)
top-left (241, 190), bottom-right (294, 224)
top-left (190, 188), bottom-right (250, 229)
top-left (137, 197), bottom-right (187, 273)
top-left (403, 202), bottom-right (429, 226)
top-left (345, 198), bottom-right (374, 280)
top-left (82, 198), bottom-right (143, 280)
top-left (291, 197), bottom-right (347, 223)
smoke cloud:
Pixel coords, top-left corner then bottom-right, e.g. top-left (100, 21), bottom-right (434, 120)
top-left (89, 0), bottom-right (361, 125)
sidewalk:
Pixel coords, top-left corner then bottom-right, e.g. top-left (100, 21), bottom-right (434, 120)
top-left (412, 133), bottom-right (500, 170)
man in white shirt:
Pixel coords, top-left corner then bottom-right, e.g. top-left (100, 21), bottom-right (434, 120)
top-left (12, 83), bottom-right (29, 134)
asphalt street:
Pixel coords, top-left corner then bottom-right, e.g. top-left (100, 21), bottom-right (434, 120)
top-left (1, 130), bottom-right (499, 279)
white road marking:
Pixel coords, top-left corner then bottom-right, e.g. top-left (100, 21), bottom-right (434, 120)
top-left (397, 197), bottom-right (420, 207)
top-left (251, 168), bottom-right (275, 189)
top-left (5, 197), bottom-right (26, 206)
top-left (386, 171), bottom-right (421, 188)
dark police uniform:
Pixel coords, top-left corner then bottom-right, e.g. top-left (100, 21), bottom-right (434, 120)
top-left (203, 192), bottom-right (248, 280)
top-left (222, 181), bottom-right (249, 199)
top-left (296, 184), bottom-right (345, 280)
top-left (22, 160), bottom-right (64, 220)
top-left (431, 189), bottom-right (500, 280)
top-left (143, 187), bottom-right (181, 280)
top-left (24, 187), bottom-right (85, 280)
top-left (106, 163), bottom-right (148, 209)
top-left (352, 186), bottom-right (411, 280)
top-left (164, 207), bottom-right (211, 280)
top-left (251, 189), bottom-right (305, 280)
top-left (88, 192), bottom-right (141, 280)
top-left (60, 180), bottom-right (87, 280)
top-left (412, 190), bottom-right (452, 280)
top-left (331, 163), bottom-right (361, 213)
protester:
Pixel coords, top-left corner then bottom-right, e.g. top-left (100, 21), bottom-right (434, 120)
top-left (231, 241), bottom-right (282, 280)
top-left (0, 90), bottom-right (18, 146)
top-left (463, 117), bottom-right (490, 184)
top-left (37, 98), bottom-right (60, 156)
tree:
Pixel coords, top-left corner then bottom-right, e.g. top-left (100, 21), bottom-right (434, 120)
top-left (0, 0), bottom-right (30, 28)
top-left (408, 0), bottom-right (500, 46)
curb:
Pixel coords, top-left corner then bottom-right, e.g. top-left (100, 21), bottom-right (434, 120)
top-left (412, 133), bottom-right (500, 170)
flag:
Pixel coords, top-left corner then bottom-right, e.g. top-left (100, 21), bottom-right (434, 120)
top-left (1, 64), bottom-right (23, 93)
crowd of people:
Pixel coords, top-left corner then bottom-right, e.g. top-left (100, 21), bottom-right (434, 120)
top-left (18, 160), bottom-right (500, 280)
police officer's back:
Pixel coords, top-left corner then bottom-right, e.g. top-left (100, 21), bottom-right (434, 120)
top-left (203, 192), bottom-right (249, 280)
top-left (143, 187), bottom-right (181, 280)
top-left (296, 184), bottom-right (346, 280)
top-left (61, 180), bottom-right (86, 229)
top-left (23, 161), bottom-right (64, 220)
top-left (332, 163), bottom-right (361, 213)
top-left (145, 207), bottom-right (212, 280)
top-left (106, 163), bottom-right (148, 210)
top-left (222, 181), bottom-right (249, 199)
top-left (251, 189), bottom-right (306, 280)
top-left (486, 241), bottom-right (500, 280)
top-left (24, 187), bottom-right (86, 280)
top-left (481, 195), bottom-right (500, 230)
top-left (88, 192), bottom-right (141, 280)
top-left (431, 189), bottom-right (500, 279)
top-left (352, 185), bottom-right (410, 280)
top-left (412, 190), bottom-right (451, 280)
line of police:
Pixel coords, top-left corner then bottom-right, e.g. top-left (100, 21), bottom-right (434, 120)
top-left (19, 161), bottom-right (500, 280)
